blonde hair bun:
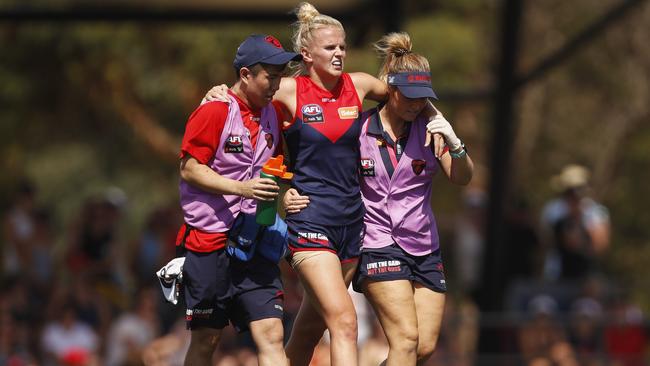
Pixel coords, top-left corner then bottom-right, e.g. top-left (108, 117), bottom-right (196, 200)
top-left (295, 2), bottom-right (320, 23)
top-left (374, 32), bottom-right (413, 58)
top-left (373, 32), bottom-right (429, 81)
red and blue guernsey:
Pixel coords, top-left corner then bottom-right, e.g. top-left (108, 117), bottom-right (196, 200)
top-left (284, 73), bottom-right (364, 225)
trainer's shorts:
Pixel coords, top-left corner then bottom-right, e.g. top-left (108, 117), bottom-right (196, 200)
top-left (183, 249), bottom-right (231, 330)
top-left (353, 243), bottom-right (447, 294)
top-left (228, 255), bottom-right (284, 332)
top-left (183, 249), bottom-right (283, 332)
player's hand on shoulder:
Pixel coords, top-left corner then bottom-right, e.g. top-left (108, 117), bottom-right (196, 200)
top-left (201, 84), bottom-right (229, 105)
top-left (425, 109), bottom-right (462, 152)
top-left (425, 132), bottom-right (446, 158)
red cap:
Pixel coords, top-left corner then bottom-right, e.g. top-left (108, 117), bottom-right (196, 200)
top-left (61, 348), bottom-right (89, 366)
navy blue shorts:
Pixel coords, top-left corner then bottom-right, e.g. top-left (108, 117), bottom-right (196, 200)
top-left (228, 255), bottom-right (284, 332)
top-left (353, 243), bottom-right (447, 293)
top-left (286, 218), bottom-right (363, 262)
top-left (183, 249), bottom-right (283, 332)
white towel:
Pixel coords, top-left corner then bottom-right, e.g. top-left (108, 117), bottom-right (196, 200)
top-left (156, 257), bottom-right (185, 305)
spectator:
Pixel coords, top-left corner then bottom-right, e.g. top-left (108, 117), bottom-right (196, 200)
top-left (604, 296), bottom-right (647, 366)
top-left (548, 342), bottom-right (580, 366)
top-left (431, 296), bottom-right (480, 366)
top-left (104, 286), bottom-right (160, 366)
top-left (0, 297), bottom-right (37, 365)
top-left (504, 198), bottom-right (542, 282)
top-left (2, 180), bottom-right (38, 278)
top-left (28, 209), bottom-right (55, 289)
top-left (567, 297), bottom-right (606, 363)
top-left (141, 320), bottom-right (189, 366)
top-left (133, 205), bottom-right (180, 286)
top-left (453, 188), bottom-right (486, 298)
top-left (540, 164), bottom-right (610, 282)
top-left (40, 302), bottom-right (99, 366)
top-left (517, 295), bottom-right (568, 364)
top-left (65, 189), bottom-right (127, 287)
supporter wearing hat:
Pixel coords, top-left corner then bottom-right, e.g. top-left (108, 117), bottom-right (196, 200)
top-left (540, 164), bottom-right (610, 282)
top-left (551, 164), bottom-right (591, 193)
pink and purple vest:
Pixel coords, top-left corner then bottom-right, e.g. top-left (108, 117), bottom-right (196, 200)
top-left (180, 96), bottom-right (280, 233)
top-left (359, 112), bottom-right (441, 256)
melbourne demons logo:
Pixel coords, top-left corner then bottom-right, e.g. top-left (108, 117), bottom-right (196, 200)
top-left (411, 159), bottom-right (426, 175)
top-left (436, 262), bottom-right (445, 273)
top-left (360, 158), bottom-right (375, 177)
top-left (265, 35), bottom-right (282, 48)
top-left (225, 135), bottom-right (244, 153)
top-left (301, 104), bottom-right (324, 123)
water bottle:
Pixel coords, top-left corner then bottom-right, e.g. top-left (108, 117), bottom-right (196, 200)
top-left (255, 171), bottom-right (279, 226)
top-left (256, 155), bottom-right (293, 226)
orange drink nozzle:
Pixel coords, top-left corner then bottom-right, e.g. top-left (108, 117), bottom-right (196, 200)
top-left (262, 155), bottom-right (293, 180)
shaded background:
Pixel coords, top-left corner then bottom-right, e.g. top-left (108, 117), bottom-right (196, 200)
top-left (1, 0), bottom-right (650, 365)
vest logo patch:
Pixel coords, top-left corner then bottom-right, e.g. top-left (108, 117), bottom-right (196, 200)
top-left (360, 158), bottom-right (375, 177)
top-left (301, 104), bottom-right (324, 123)
top-left (225, 135), bottom-right (244, 153)
top-left (338, 106), bottom-right (358, 119)
top-left (411, 159), bottom-right (426, 175)
top-left (264, 133), bottom-right (273, 149)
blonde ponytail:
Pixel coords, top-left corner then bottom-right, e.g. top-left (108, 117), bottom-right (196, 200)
top-left (373, 32), bottom-right (430, 82)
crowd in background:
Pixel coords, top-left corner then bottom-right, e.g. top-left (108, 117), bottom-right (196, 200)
top-left (1, 164), bottom-right (647, 366)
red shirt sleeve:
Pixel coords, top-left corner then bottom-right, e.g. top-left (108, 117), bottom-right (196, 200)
top-left (180, 101), bottom-right (229, 164)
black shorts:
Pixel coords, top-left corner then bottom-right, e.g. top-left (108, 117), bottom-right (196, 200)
top-left (286, 218), bottom-right (364, 263)
top-left (183, 249), bottom-right (283, 332)
top-left (353, 243), bottom-right (447, 293)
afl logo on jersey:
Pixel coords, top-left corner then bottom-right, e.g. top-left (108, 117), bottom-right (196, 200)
top-left (225, 135), bottom-right (244, 153)
top-left (302, 104), bottom-right (324, 123)
top-left (360, 158), bottom-right (375, 177)
top-left (411, 159), bottom-right (426, 175)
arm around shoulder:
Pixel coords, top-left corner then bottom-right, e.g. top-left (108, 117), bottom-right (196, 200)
top-left (349, 72), bottom-right (388, 103)
top-left (273, 77), bottom-right (297, 117)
